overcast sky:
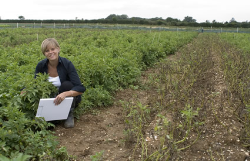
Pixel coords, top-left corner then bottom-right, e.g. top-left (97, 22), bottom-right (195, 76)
top-left (1, 0), bottom-right (249, 23)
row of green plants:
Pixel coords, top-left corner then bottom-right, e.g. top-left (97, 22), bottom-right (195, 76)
top-left (0, 28), bottom-right (198, 160)
top-left (220, 32), bottom-right (250, 52)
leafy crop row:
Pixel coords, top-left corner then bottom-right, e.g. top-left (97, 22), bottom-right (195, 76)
top-left (0, 28), bottom-right (197, 160)
top-left (220, 33), bottom-right (250, 53)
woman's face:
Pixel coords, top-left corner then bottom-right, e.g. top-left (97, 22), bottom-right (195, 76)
top-left (44, 45), bottom-right (60, 61)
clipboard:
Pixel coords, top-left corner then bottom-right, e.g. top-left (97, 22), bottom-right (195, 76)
top-left (36, 97), bottom-right (73, 121)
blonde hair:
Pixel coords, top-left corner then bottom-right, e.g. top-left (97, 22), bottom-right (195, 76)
top-left (41, 38), bottom-right (60, 55)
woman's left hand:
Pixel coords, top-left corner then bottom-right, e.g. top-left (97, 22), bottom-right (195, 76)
top-left (54, 92), bottom-right (67, 105)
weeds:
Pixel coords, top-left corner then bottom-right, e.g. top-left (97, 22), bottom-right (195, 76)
top-left (90, 150), bottom-right (104, 161)
top-left (121, 34), bottom-right (235, 160)
top-left (122, 101), bottom-right (151, 160)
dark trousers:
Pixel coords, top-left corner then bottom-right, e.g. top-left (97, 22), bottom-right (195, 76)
top-left (59, 81), bottom-right (81, 108)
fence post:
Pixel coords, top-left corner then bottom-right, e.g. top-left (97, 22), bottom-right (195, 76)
top-left (17, 23), bottom-right (18, 28)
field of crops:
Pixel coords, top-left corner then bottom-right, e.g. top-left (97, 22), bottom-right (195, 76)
top-left (0, 28), bottom-right (198, 160)
top-left (1, 27), bottom-right (250, 160)
top-left (2, 23), bottom-right (250, 33)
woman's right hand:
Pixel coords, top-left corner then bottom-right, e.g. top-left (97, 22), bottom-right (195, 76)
top-left (54, 92), bottom-right (67, 105)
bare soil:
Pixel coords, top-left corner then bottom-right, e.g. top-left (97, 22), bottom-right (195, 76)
top-left (54, 34), bottom-right (250, 161)
top-left (54, 77), bottom-right (155, 161)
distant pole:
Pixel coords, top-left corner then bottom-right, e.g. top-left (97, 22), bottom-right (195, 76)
top-left (54, 23), bottom-right (55, 28)
top-left (17, 23), bottom-right (18, 28)
top-left (221, 28), bottom-right (222, 33)
top-left (237, 27), bottom-right (239, 33)
top-left (34, 22), bottom-right (35, 28)
top-left (64, 24), bottom-right (65, 28)
top-left (41, 22), bottom-right (42, 27)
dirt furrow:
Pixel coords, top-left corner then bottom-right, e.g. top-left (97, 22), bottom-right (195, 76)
top-left (181, 35), bottom-right (248, 160)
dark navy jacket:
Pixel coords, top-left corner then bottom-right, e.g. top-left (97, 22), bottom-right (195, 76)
top-left (35, 56), bottom-right (86, 93)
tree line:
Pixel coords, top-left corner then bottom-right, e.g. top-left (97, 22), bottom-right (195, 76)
top-left (1, 14), bottom-right (249, 28)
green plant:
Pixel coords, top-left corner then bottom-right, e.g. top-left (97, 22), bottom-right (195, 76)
top-left (122, 101), bottom-right (151, 160)
top-left (0, 153), bottom-right (32, 161)
top-left (0, 28), bottom-right (198, 160)
top-left (90, 150), bottom-right (104, 161)
top-left (12, 73), bottom-right (58, 119)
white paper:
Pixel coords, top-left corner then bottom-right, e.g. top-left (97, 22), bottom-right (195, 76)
top-left (36, 97), bottom-right (73, 121)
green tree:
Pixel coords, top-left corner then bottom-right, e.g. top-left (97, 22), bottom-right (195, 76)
top-left (119, 14), bottom-right (129, 19)
top-left (112, 17), bottom-right (117, 22)
top-left (106, 14), bottom-right (117, 20)
top-left (18, 16), bottom-right (25, 20)
top-left (183, 16), bottom-right (196, 23)
top-left (230, 17), bottom-right (237, 23)
top-left (106, 14), bottom-right (129, 20)
top-left (166, 17), bottom-right (179, 22)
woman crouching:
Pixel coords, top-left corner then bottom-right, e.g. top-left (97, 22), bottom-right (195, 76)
top-left (35, 38), bottom-right (86, 128)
